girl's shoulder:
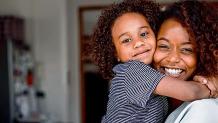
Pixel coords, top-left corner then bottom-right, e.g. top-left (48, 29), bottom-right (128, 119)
top-left (113, 60), bottom-right (151, 73)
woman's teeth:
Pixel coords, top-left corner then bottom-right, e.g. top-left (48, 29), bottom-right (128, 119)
top-left (165, 68), bottom-right (182, 75)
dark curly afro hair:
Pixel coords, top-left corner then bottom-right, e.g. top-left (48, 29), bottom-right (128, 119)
top-left (158, 0), bottom-right (218, 77)
top-left (90, 0), bottom-right (160, 80)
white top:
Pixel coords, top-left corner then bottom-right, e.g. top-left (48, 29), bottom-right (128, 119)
top-left (165, 98), bottom-right (218, 123)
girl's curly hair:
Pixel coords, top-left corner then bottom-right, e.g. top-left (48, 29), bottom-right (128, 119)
top-left (91, 0), bottom-right (160, 80)
top-left (159, 0), bottom-right (218, 77)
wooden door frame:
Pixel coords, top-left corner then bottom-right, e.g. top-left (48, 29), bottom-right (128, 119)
top-left (78, 5), bottom-right (108, 123)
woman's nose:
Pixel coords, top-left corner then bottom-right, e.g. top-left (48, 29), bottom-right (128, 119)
top-left (134, 40), bottom-right (145, 49)
top-left (167, 51), bottom-right (181, 63)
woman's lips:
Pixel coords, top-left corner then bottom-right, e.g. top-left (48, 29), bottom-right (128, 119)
top-left (160, 67), bottom-right (184, 78)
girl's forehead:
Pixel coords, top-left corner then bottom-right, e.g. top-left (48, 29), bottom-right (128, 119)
top-left (112, 13), bottom-right (151, 31)
top-left (113, 13), bottom-right (149, 26)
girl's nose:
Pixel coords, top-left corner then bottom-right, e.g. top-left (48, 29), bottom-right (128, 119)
top-left (134, 40), bottom-right (145, 49)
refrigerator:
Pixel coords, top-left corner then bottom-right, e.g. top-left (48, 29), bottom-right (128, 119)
top-left (0, 39), bottom-right (15, 123)
top-left (0, 16), bottom-right (29, 123)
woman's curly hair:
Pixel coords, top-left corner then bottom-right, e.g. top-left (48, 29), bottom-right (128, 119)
top-left (91, 0), bottom-right (160, 80)
top-left (159, 0), bottom-right (218, 77)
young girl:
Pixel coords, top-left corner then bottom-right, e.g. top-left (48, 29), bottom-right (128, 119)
top-left (91, 0), bottom-right (216, 122)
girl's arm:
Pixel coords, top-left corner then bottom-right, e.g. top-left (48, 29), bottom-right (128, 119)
top-left (193, 75), bottom-right (218, 98)
top-left (154, 76), bottom-right (211, 101)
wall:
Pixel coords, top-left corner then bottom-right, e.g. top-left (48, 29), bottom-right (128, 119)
top-left (0, 0), bottom-right (69, 122)
top-left (32, 0), bottom-right (69, 121)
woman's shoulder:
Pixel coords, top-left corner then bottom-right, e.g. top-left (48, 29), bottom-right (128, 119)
top-left (188, 98), bottom-right (218, 109)
top-left (165, 98), bottom-right (218, 123)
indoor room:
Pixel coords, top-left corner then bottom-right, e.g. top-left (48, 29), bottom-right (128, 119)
top-left (0, 0), bottom-right (217, 123)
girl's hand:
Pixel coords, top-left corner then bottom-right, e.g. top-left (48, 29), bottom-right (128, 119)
top-left (193, 75), bottom-right (218, 98)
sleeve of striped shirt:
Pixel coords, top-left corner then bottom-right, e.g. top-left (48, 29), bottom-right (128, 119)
top-left (124, 61), bottom-right (165, 108)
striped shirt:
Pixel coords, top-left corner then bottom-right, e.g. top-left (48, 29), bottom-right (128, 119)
top-left (102, 61), bottom-right (168, 123)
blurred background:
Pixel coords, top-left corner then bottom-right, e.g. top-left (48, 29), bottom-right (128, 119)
top-left (0, 0), bottom-right (217, 123)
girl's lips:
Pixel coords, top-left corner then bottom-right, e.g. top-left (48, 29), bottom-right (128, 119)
top-left (133, 49), bottom-right (150, 57)
top-left (133, 51), bottom-right (146, 56)
top-left (132, 50), bottom-right (150, 60)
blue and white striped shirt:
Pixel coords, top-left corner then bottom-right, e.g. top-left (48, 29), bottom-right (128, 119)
top-left (102, 61), bottom-right (168, 123)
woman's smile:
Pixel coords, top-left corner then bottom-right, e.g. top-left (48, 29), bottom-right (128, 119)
top-left (159, 67), bottom-right (184, 78)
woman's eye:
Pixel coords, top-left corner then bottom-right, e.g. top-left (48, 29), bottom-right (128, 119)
top-left (157, 44), bottom-right (169, 50)
top-left (121, 38), bottom-right (132, 44)
top-left (181, 48), bottom-right (193, 54)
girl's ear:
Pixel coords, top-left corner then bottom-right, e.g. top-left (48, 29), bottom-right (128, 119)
top-left (114, 52), bottom-right (120, 62)
top-left (117, 58), bottom-right (120, 62)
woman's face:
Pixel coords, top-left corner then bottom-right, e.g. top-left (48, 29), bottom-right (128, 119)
top-left (153, 18), bottom-right (197, 80)
top-left (112, 12), bottom-right (156, 64)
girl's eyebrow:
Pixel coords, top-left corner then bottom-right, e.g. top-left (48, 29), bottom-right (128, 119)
top-left (140, 26), bottom-right (149, 29)
top-left (118, 26), bottom-right (150, 39)
top-left (118, 32), bottom-right (128, 39)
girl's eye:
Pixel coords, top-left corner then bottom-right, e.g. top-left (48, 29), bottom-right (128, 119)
top-left (140, 32), bottom-right (148, 38)
top-left (121, 38), bottom-right (132, 44)
top-left (181, 48), bottom-right (193, 54)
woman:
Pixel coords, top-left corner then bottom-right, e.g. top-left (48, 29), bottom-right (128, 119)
top-left (153, 0), bottom-right (218, 122)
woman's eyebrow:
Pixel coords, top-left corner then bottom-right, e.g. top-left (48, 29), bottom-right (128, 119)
top-left (181, 40), bottom-right (192, 45)
top-left (157, 37), bottom-right (169, 42)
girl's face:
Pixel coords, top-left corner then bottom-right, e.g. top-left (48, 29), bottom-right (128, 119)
top-left (111, 12), bottom-right (156, 64)
top-left (154, 18), bottom-right (197, 80)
